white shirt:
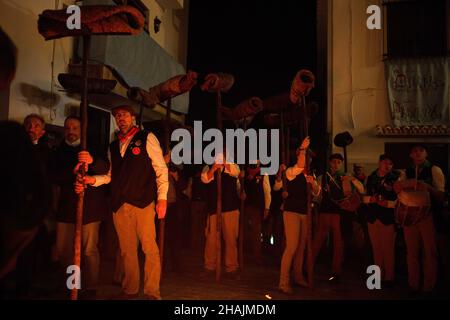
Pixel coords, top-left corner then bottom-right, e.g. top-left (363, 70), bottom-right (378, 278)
top-left (273, 165), bottom-right (320, 196)
top-left (66, 139), bottom-right (81, 147)
top-left (201, 164), bottom-right (241, 196)
top-left (92, 131), bottom-right (169, 201)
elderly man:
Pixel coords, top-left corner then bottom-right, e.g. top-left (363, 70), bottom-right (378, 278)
top-left (79, 105), bottom-right (168, 300)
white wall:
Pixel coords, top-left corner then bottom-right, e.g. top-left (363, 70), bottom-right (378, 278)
top-left (142, 0), bottom-right (189, 67)
top-left (0, 0), bottom-right (80, 126)
top-left (0, 0), bottom-right (189, 128)
top-left (330, 0), bottom-right (450, 173)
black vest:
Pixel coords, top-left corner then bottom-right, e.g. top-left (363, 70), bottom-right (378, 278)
top-left (406, 163), bottom-right (440, 213)
top-left (320, 173), bottom-right (345, 214)
top-left (205, 171), bottom-right (240, 214)
top-left (191, 176), bottom-right (206, 201)
top-left (284, 173), bottom-right (308, 214)
top-left (406, 164), bottom-right (433, 185)
top-left (245, 175), bottom-right (265, 209)
top-left (365, 170), bottom-right (399, 225)
top-left (110, 130), bottom-right (157, 212)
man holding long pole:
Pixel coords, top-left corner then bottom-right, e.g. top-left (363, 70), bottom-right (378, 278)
top-left (77, 105), bottom-right (168, 300)
top-left (201, 153), bottom-right (241, 279)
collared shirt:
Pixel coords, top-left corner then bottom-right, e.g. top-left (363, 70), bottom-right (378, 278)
top-left (92, 131), bottom-right (169, 201)
top-left (66, 139), bottom-right (80, 147)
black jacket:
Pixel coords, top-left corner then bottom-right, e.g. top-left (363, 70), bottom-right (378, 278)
top-left (53, 141), bottom-right (110, 224)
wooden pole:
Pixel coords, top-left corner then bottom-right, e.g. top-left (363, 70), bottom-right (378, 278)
top-left (138, 102), bottom-right (144, 127)
top-left (71, 35), bottom-right (90, 300)
top-left (215, 91), bottom-right (223, 283)
top-left (286, 127), bottom-right (291, 169)
top-left (343, 145), bottom-right (348, 173)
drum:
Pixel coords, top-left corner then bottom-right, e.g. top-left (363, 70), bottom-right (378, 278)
top-left (395, 189), bottom-right (431, 226)
top-left (337, 192), bottom-right (361, 213)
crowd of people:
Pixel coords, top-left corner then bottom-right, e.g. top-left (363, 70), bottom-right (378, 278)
top-left (0, 104), bottom-right (449, 300)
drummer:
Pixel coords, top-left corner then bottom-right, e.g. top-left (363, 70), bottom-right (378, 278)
top-left (364, 154), bottom-right (400, 288)
top-left (394, 144), bottom-right (445, 296)
top-left (312, 153), bottom-right (365, 284)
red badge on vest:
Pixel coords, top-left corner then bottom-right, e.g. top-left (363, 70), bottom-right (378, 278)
top-left (132, 147), bottom-right (141, 155)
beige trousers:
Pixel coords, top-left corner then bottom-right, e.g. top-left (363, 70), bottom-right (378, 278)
top-left (312, 213), bottom-right (343, 275)
top-left (113, 202), bottom-right (161, 298)
top-left (204, 210), bottom-right (240, 273)
top-left (279, 211), bottom-right (308, 289)
top-left (403, 215), bottom-right (437, 291)
top-left (56, 221), bottom-right (100, 289)
top-left (368, 220), bottom-right (395, 281)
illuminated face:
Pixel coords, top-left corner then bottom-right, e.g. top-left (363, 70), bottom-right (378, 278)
top-left (24, 117), bottom-right (45, 142)
top-left (329, 159), bottom-right (343, 172)
top-left (379, 159), bottom-right (393, 173)
top-left (410, 146), bottom-right (427, 163)
top-left (64, 118), bottom-right (81, 143)
top-left (114, 109), bottom-right (135, 133)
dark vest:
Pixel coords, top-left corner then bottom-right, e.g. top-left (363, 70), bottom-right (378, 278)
top-left (320, 173), bottom-right (345, 214)
top-left (406, 163), bottom-right (441, 215)
top-left (406, 164), bottom-right (433, 185)
top-left (205, 170), bottom-right (240, 214)
top-left (284, 173), bottom-right (308, 214)
top-left (191, 176), bottom-right (206, 201)
top-left (110, 130), bottom-right (157, 212)
top-left (245, 174), bottom-right (265, 209)
top-left (365, 170), bottom-right (399, 225)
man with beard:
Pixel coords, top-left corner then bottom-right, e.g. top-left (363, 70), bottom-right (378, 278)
top-left (54, 116), bottom-right (109, 298)
top-left (80, 105), bottom-right (168, 300)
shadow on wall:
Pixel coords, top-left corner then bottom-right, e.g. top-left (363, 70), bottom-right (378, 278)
top-left (19, 82), bottom-right (60, 109)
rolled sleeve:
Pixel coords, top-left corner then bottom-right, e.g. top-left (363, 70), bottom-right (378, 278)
top-left (286, 165), bottom-right (304, 181)
top-left (147, 133), bottom-right (169, 200)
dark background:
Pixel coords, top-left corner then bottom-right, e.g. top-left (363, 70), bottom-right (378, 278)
top-left (186, 0), bottom-right (318, 129)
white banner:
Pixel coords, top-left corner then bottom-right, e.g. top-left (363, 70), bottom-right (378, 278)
top-left (385, 57), bottom-right (449, 126)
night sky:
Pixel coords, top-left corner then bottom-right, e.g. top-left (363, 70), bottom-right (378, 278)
top-left (187, 0), bottom-right (317, 129)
